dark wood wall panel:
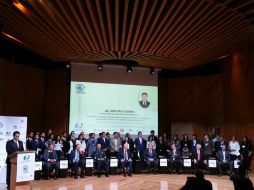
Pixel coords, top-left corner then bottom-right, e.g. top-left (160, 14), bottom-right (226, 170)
top-left (44, 68), bottom-right (69, 135)
top-left (0, 58), bottom-right (45, 132)
top-left (159, 74), bottom-right (224, 139)
top-left (223, 46), bottom-right (254, 169)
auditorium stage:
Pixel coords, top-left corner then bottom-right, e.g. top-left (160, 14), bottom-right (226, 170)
top-left (2, 173), bottom-right (253, 190)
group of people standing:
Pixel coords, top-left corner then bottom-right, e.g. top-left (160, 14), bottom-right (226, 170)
top-left (6, 129), bottom-right (253, 188)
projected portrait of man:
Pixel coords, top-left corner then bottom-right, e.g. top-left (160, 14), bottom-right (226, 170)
top-left (139, 92), bottom-right (150, 108)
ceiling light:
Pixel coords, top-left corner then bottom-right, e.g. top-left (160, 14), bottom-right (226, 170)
top-left (126, 66), bottom-right (132, 73)
top-left (150, 68), bottom-right (155, 75)
top-left (13, 2), bottom-right (28, 15)
top-left (97, 63), bottom-right (103, 71)
top-left (1, 32), bottom-right (23, 44)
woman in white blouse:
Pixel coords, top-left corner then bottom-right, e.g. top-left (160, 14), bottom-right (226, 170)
top-left (228, 136), bottom-right (240, 161)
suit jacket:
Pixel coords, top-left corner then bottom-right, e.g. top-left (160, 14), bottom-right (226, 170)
top-left (86, 138), bottom-right (97, 156)
top-left (31, 139), bottom-right (43, 151)
top-left (214, 140), bottom-right (227, 152)
top-left (190, 139), bottom-right (201, 153)
top-left (192, 149), bottom-right (204, 161)
top-left (42, 150), bottom-right (58, 162)
top-left (139, 101), bottom-right (150, 108)
top-left (216, 150), bottom-right (230, 162)
top-left (70, 149), bottom-right (83, 161)
top-left (134, 138), bottom-right (147, 152)
top-left (118, 149), bottom-right (132, 161)
top-left (110, 138), bottom-right (122, 152)
top-left (97, 137), bottom-right (110, 150)
top-left (92, 150), bottom-right (107, 161)
top-left (202, 140), bottom-right (214, 155)
top-left (144, 148), bottom-right (157, 161)
top-left (6, 139), bottom-right (24, 163)
top-left (167, 149), bottom-right (181, 161)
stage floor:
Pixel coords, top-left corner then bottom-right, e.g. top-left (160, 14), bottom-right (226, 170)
top-left (1, 174), bottom-right (254, 190)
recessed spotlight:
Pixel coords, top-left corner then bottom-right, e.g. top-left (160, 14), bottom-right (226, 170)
top-left (97, 63), bottom-right (103, 71)
top-left (150, 68), bottom-right (155, 75)
top-left (126, 66), bottom-right (132, 73)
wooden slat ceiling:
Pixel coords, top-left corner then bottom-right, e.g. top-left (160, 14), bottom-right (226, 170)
top-left (0, 0), bottom-right (254, 69)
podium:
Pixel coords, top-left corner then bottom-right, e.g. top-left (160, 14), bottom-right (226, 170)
top-left (10, 151), bottom-right (35, 190)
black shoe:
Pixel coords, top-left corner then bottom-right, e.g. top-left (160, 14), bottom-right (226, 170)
top-left (128, 173), bottom-right (132, 177)
top-left (124, 173), bottom-right (126, 177)
top-left (54, 176), bottom-right (58, 180)
top-left (80, 174), bottom-right (85, 178)
top-left (74, 175), bottom-right (78, 179)
top-left (98, 173), bottom-right (101, 177)
top-left (45, 176), bottom-right (50, 180)
top-left (105, 173), bottom-right (109, 177)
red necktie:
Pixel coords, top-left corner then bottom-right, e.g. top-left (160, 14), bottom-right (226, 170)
top-left (198, 150), bottom-right (200, 161)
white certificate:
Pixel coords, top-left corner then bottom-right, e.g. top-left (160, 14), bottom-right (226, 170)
top-left (86, 159), bottom-right (94, 168)
top-left (160, 158), bottom-right (167, 167)
top-left (183, 159), bottom-right (192, 167)
top-left (208, 160), bottom-right (217, 168)
top-left (59, 160), bottom-right (68, 169)
top-left (110, 159), bottom-right (118, 167)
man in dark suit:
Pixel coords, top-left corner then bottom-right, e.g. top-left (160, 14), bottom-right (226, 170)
top-left (42, 143), bottom-right (59, 180)
top-left (118, 143), bottom-right (132, 177)
top-left (97, 132), bottom-right (110, 157)
top-left (92, 143), bottom-right (109, 177)
top-left (216, 144), bottom-right (231, 175)
top-left (134, 131), bottom-right (147, 160)
top-left (70, 144), bottom-right (85, 179)
top-left (139, 92), bottom-right (150, 108)
top-left (214, 136), bottom-right (228, 153)
top-left (167, 144), bottom-right (182, 173)
top-left (192, 144), bottom-right (207, 170)
top-left (144, 143), bottom-right (157, 173)
top-left (31, 134), bottom-right (43, 160)
top-left (190, 134), bottom-right (201, 155)
top-left (6, 131), bottom-right (24, 189)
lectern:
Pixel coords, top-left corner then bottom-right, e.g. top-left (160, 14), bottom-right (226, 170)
top-left (10, 151), bottom-right (35, 190)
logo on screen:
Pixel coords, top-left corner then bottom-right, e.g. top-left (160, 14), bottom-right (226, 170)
top-left (74, 122), bottom-right (83, 129)
top-left (76, 84), bottom-right (85, 94)
top-left (0, 122), bottom-right (3, 128)
top-left (6, 131), bottom-right (11, 135)
top-left (13, 125), bottom-right (18, 129)
top-left (23, 155), bottom-right (30, 161)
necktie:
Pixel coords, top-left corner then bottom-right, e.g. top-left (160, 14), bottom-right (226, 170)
top-left (149, 149), bottom-right (152, 156)
top-left (16, 140), bottom-right (19, 149)
top-left (223, 152), bottom-right (225, 160)
top-left (125, 150), bottom-right (128, 161)
top-left (198, 150), bottom-right (200, 161)
top-left (75, 150), bottom-right (79, 161)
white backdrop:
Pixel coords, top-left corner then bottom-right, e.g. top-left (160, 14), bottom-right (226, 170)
top-left (0, 116), bottom-right (27, 184)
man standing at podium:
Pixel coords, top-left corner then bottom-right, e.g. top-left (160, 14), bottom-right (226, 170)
top-left (6, 131), bottom-right (24, 190)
